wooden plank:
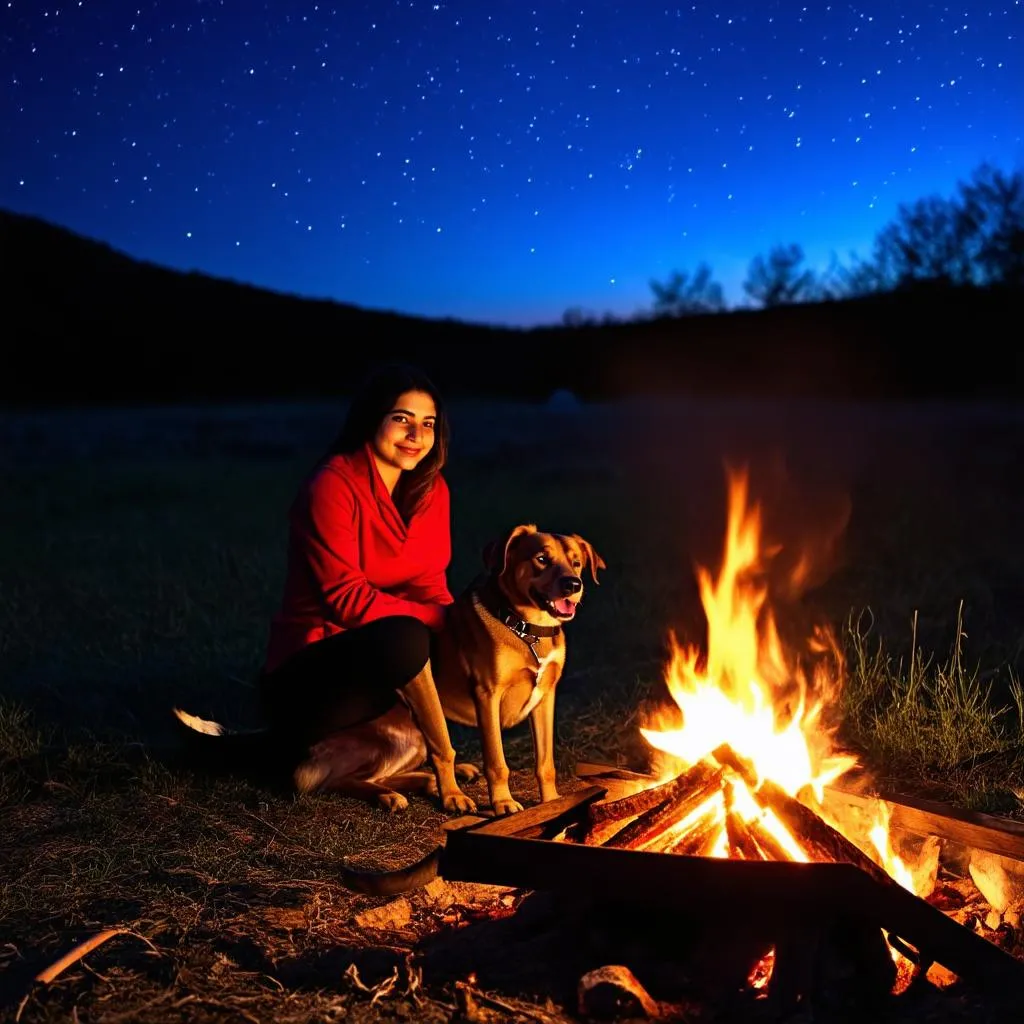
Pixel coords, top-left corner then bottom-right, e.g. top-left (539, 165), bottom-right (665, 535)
top-left (576, 760), bottom-right (1024, 864)
top-left (441, 813), bottom-right (488, 832)
top-left (465, 785), bottom-right (607, 839)
top-left (825, 783), bottom-right (1024, 863)
top-left (439, 827), bottom-right (1024, 990)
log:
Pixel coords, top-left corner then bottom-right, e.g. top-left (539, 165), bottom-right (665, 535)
top-left (725, 809), bottom-right (766, 861)
top-left (824, 783), bottom-right (1024, 865)
top-left (586, 759), bottom-right (720, 825)
top-left (467, 786), bottom-right (606, 840)
top-left (664, 807), bottom-right (722, 857)
top-left (603, 765), bottom-right (725, 852)
top-left (711, 743), bottom-right (896, 889)
top-left (576, 760), bottom-right (1024, 867)
top-left (746, 815), bottom-right (796, 864)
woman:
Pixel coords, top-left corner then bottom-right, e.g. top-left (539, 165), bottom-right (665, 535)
top-left (259, 361), bottom-right (475, 812)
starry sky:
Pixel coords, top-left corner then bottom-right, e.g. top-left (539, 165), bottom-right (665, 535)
top-left (2, 2), bottom-right (1021, 328)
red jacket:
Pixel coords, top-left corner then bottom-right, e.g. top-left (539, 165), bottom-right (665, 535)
top-left (264, 443), bottom-right (454, 673)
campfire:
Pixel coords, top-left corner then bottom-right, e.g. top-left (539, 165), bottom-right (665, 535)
top-left (530, 464), bottom-right (1020, 1007)
top-left (571, 466), bottom-right (919, 888)
top-left (380, 464), bottom-right (1024, 1020)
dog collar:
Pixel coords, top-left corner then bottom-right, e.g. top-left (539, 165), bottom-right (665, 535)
top-left (497, 607), bottom-right (561, 642)
top-left (473, 580), bottom-right (562, 645)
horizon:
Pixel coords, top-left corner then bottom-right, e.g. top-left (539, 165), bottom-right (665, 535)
top-left (2, 1), bottom-right (1021, 329)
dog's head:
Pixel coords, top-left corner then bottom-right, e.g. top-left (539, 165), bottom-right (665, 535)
top-left (483, 523), bottom-right (605, 624)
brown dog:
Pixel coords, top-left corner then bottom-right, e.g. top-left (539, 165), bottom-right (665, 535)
top-left (173, 523), bottom-right (603, 820)
top-left (282, 522), bottom-right (603, 814)
top-left (431, 523), bottom-right (604, 815)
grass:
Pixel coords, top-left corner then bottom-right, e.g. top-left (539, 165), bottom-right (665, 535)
top-left (2, 395), bottom-right (1024, 1022)
top-left (840, 602), bottom-right (1024, 811)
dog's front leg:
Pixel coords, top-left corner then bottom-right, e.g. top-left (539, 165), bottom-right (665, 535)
top-left (400, 664), bottom-right (476, 814)
top-left (474, 689), bottom-right (523, 815)
top-left (528, 688), bottom-right (560, 803)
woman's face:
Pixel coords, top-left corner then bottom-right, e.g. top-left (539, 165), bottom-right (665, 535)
top-left (372, 389), bottom-right (437, 476)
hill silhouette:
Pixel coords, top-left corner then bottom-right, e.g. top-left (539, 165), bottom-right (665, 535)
top-left (2, 207), bottom-right (1022, 406)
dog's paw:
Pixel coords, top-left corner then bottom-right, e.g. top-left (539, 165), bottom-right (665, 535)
top-left (492, 797), bottom-right (525, 816)
top-left (442, 791), bottom-right (477, 814)
top-left (378, 791), bottom-right (409, 813)
top-left (423, 775), bottom-right (439, 798)
top-left (454, 762), bottom-right (481, 782)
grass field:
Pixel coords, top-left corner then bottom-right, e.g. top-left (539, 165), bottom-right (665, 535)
top-left (3, 395), bottom-right (1024, 1022)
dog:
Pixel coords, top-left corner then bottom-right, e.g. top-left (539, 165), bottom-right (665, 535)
top-left (430, 523), bottom-right (604, 814)
top-left (172, 523), bottom-right (603, 885)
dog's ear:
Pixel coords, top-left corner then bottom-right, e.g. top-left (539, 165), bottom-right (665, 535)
top-left (483, 523), bottom-right (538, 575)
top-left (570, 535), bottom-right (606, 583)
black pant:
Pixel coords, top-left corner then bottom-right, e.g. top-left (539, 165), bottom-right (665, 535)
top-left (259, 615), bottom-right (431, 745)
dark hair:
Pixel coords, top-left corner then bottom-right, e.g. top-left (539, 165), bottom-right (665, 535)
top-left (328, 362), bottom-right (450, 522)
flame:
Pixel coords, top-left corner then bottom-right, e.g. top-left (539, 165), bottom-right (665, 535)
top-left (638, 466), bottom-right (932, 984)
top-left (640, 466), bottom-right (857, 804)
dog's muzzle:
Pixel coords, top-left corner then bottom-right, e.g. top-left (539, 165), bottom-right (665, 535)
top-left (533, 575), bottom-right (583, 620)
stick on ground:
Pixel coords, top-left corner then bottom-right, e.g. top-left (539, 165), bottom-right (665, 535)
top-left (33, 928), bottom-right (158, 985)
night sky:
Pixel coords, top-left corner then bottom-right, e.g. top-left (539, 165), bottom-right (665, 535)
top-left (2, 2), bottom-right (1021, 327)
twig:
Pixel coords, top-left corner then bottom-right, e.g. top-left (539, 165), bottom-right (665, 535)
top-left (243, 810), bottom-right (321, 857)
top-left (33, 928), bottom-right (159, 985)
top-left (455, 980), bottom-right (562, 1023)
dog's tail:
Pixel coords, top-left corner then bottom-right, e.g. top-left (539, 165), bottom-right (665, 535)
top-left (171, 707), bottom-right (284, 781)
top-left (337, 845), bottom-right (443, 896)
top-left (173, 708), bottom-right (445, 896)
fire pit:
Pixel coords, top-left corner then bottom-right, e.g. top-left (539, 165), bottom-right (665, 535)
top-left (430, 467), bottom-right (1024, 1017)
top-left (435, 775), bottom-right (1024, 1013)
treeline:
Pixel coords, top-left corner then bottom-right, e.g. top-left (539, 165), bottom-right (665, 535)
top-left (3, 161), bottom-right (1023, 407)
top-left (564, 162), bottom-right (1024, 325)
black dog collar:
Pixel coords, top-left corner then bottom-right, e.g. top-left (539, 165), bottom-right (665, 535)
top-left (473, 576), bottom-right (562, 645)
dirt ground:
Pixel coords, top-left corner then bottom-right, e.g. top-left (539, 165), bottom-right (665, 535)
top-left (4, 395), bottom-right (1024, 1023)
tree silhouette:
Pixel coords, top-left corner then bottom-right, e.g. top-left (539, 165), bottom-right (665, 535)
top-left (649, 262), bottom-right (726, 315)
top-left (961, 163), bottom-right (1024, 288)
top-left (647, 161), bottom-right (1023, 316)
top-left (742, 243), bottom-right (817, 307)
top-left (865, 163), bottom-right (1024, 290)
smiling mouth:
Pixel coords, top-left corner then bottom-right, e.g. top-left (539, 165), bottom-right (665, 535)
top-left (531, 588), bottom-right (578, 620)
top-left (396, 446), bottom-right (421, 457)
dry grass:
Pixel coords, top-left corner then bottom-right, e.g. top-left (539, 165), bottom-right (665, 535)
top-left (3, 396), bottom-right (1024, 1022)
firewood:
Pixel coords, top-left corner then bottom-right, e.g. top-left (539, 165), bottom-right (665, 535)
top-left (726, 809), bottom-right (767, 861)
top-left (712, 742), bottom-right (897, 887)
top-left (603, 765), bottom-right (726, 852)
top-left (746, 815), bottom-right (797, 863)
top-left (579, 819), bottom-right (634, 847)
top-left (759, 777), bottom-right (897, 887)
top-left (664, 806), bottom-right (722, 857)
top-left (586, 758), bottom-right (720, 825)
top-left (577, 964), bottom-right (661, 1020)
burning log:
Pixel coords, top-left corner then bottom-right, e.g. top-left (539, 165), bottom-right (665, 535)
top-left (712, 743), bottom-right (896, 889)
top-left (664, 806), bottom-right (722, 857)
top-left (725, 809), bottom-right (765, 861)
top-left (744, 816), bottom-right (794, 864)
top-left (602, 763), bottom-right (725, 852)
top-left (586, 759), bottom-right (721, 826)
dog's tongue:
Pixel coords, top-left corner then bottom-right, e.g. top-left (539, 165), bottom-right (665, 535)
top-left (553, 598), bottom-right (576, 618)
